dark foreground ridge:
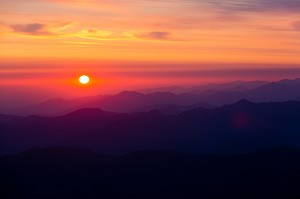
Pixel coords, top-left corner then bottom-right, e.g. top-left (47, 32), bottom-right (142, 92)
top-left (1, 146), bottom-right (300, 199)
top-left (1, 100), bottom-right (300, 155)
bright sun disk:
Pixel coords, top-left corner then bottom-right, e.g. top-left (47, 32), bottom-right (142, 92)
top-left (79, 75), bottom-right (90, 84)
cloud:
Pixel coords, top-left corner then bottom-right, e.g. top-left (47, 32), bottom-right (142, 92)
top-left (6, 22), bottom-right (131, 41)
top-left (74, 29), bottom-right (124, 40)
top-left (136, 31), bottom-right (171, 40)
top-left (7, 22), bottom-right (74, 37)
top-left (258, 0), bottom-right (300, 12)
top-left (183, 0), bottom-right (300, 13)
top-left (17, 0), bottom-right (300, 13)
top-left (10, 23), bottom-right (52, 35)
top-left (78, 29), bottom-right (112, 37)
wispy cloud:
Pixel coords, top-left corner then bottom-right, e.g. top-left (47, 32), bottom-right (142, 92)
top-left (19, 0), bottom-right (300, 14)
top-left (75, 29), bottom-right (114, 40)
top-left (135, 31), bottom-right (172, 40)
top-left (6, 22), bottom-right (126, 41)
top-left (10, 23), bottom-right (51, 36)
top-left (7, 22), bottom-right (74, 37)
top-left (9, 22), bottom-right (176, 42)
top-left (251, 0), bottom-right (300, 12)
top-left (74, 29), bottom-right (176, 41)
top-left (187, 0), bottom-right (300, 12)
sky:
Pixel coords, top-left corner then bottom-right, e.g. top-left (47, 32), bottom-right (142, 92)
top-left (1, 0), bottom-right (300, 107)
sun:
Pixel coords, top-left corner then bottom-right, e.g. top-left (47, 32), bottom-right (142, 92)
top-left (79, 75), bottom-right (90, 84)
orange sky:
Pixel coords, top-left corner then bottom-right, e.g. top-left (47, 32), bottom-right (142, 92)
top-left (1, 0), bottom-right (300, 63)
top-left (1, 0), bottom-right (300, 106)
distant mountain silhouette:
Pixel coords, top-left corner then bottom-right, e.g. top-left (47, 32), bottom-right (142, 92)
top-left (0, 91), bottom-right (211, 116)
top-left (278, 78), bottom-right (300, 85)
top-left (132, 102), bottom-right (215, 115)
top-left (54, 108), bottom-right (119, 123)
top-left (1, 146), bottom-right (300, 199)
top-left (246, 82), bottom-right (300, 102)
top-left (202, 78), bottom-right (300, 105)
top-left (76, 91), bottom-right (208, 113)
top-left (140, 80), bottom-right (269, 94)
top-left (1, 100), bottom-right (300, 155)
top-left (2, 78), bottom-right (300, 115)
top-left (202, 91), bottom-right (248, 105)
top-left (0, 95), bottom-right (108, 116)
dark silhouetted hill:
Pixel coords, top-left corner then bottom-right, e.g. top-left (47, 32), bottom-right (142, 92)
top-left (1, 147), bottom-right (300, 199)
top-left (1, 100), bottom-right (300, 155)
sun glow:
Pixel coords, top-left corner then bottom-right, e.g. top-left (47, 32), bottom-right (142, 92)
top-left (79, 75), bottom-right (90, 84)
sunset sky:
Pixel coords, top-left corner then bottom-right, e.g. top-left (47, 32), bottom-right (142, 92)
top-left (1, 0), bottom-right (300, 107)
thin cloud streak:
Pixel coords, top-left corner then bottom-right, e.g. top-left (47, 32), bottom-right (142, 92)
top-left (11, 23), bottom-right (51, 35)
top-left (40, 0), bottom-right (300, 13)
top-left (135, 32), bottom-right (172, 40)
top-left (184, 0), bottom-right (300, 12)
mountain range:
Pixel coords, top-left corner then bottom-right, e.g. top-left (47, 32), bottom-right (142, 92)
top-left (2, 78), bottom-right (300, 116)
top-left (1, 99), bottom-right (300, 155)
top-left (2, 78), bottom-right (300, 198)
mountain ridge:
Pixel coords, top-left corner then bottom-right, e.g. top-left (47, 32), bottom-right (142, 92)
top-left (1, 100), bottom-right (300, 155)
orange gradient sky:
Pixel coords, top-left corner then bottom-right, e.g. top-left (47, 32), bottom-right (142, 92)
top-left (1, 0), bottom-right (300, 107)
